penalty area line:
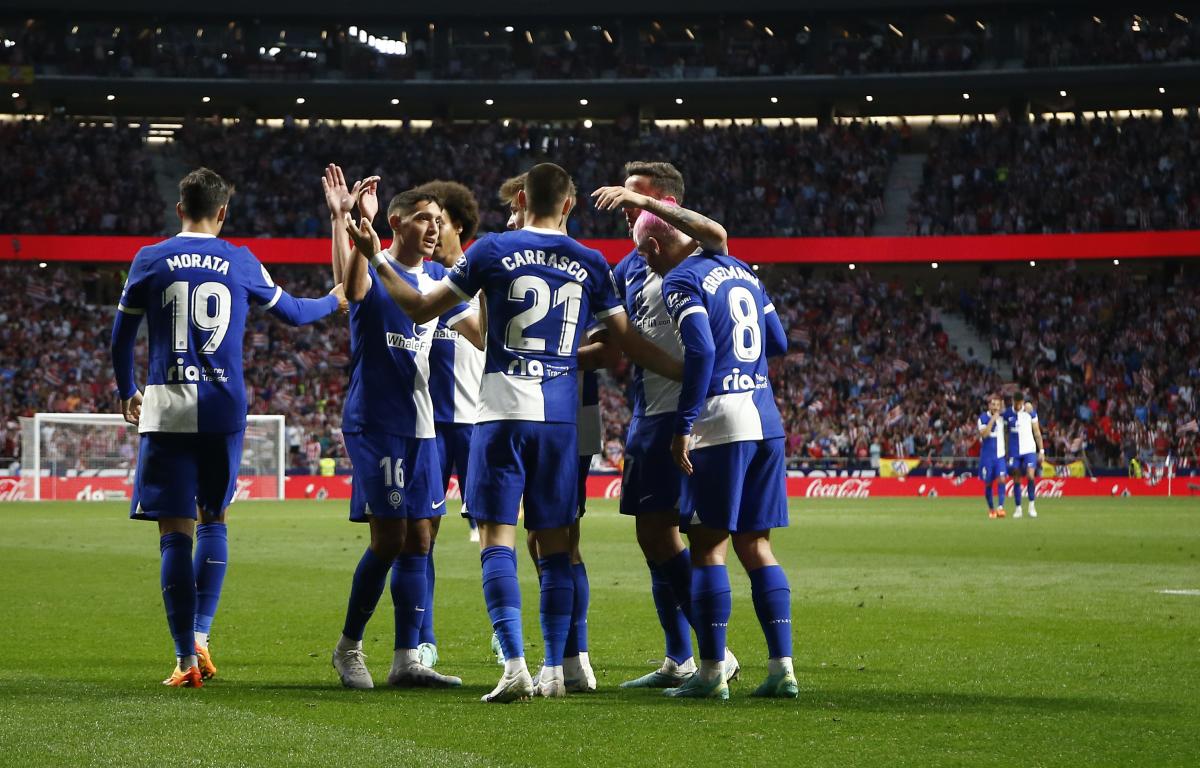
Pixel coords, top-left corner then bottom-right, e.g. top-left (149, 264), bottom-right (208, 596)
top-left (1157, 589), bottom-right (1200, 596)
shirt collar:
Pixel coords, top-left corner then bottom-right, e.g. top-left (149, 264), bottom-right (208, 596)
top-left (523, 226), bottom-right (565, 236)
top-left (178, 231), bottom-right (217, 238)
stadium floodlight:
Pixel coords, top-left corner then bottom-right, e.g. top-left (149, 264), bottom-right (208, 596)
top-left (202, 96), bottom-right (211, 103)
top-left (485, 98), bottom-right (494, 106)
top-left (296, 97), bottom-right (306, 104)
top-left (38, 262), bottom-right (47, 268)
top-left (848, 263), bottom-right (856, 270)
top-left (10, 91), bottom-right (18, 98)
top-left (1029, 260), bottom-right (1037, 267)
top-left (962, 92), bottom-right (970, 100)
top-left (583, 119), bottom-right (593, 128)
top-left (931, 262), bottom-right (939, 269)
top-left (675, 97), bottom-right (684, 105)
top-left (1158, 86), bottom-right (1166, 94)
top-left (505, 25), bottom-right (514, 32)
top-left (579, 98), bottom-right (589, 106)
top-left (106, 94), bottom-right (115, 101)
top-left (865, 95), bottom-right (874, 102)
top-left (22, 413), bottom-right (286, 501)
top-left (770, 97), bottom-right (779, 104)
top-left (391, 98), bottom-right (399, 105)
top-left (1113, 259), bottom-right (1121, 265)
top-left (1059, 90), bottom-right (1067, 97)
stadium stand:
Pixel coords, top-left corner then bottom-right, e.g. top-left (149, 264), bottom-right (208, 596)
top-left (2, 263), bottom-right (1195, 473)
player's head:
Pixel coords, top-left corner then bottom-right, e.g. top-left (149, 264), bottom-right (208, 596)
top-left (498, 173), bottom-right (527, 231)
top-left (416, 180), bottom-right (479, 267)
top-left (632, 204), bottom-right (690, 276)
top-left (387, 189), bottom-right (444, 261)
top-left (1013, 391), bottom-right (1025, 408)
top-left (177, 167), bottom-right (232, 230)
top-left (520, 163), bottom-right (576, 225)
top-left (988, 395), bottom-right (1003, 413)
top-left (623, 161), bottom-right (684, 234)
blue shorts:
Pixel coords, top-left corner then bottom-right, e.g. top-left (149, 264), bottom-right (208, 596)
top-left (344, 432), bottom-right (444, 522)
top-left (436, 421), bottom-right (473, 516)
top-left (680, 437), bottom-right (788, 533)
top-left (1011, 453), bottom-right (1039, 474)
top-left (620, 414), bottom-right (683, 516)
top-left (465, 421), bottom-right (578, 530)
top-left (978, 457), bottom-right (1008, 483)
top-left (130, 431), bottom-right (244, 521)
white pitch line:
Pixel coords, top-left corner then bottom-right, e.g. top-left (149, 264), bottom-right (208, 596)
top-left (1157, 589), bottom-right (1200, 596)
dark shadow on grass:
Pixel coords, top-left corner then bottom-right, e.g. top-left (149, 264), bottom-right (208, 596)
top-left (797, 688), bottom-right (1179, 717)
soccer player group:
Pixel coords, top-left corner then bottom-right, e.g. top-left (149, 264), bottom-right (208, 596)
top-left (978, 392), bottom-right (1046, 519)
top-left (110, 159), bottom-right (797, 702)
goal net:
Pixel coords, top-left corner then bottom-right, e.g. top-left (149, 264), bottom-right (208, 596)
top-left (19, 413), bottom-right (285, 502)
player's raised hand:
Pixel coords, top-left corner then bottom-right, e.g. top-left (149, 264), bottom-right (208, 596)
top-left (671, 434), bottom-right (693, 476)
top-left (121, 390), bottom-right (143, 427)
top-left (322, 164), bottom-right (359, 219)
top-left (591, 186), bottom-right (650, 212)
top-left (330, 283), bottom-right (349, 315)
top-left (354, 176), bottom-right (381, 222)
top-left (345, 214), bottom-right (378, 257)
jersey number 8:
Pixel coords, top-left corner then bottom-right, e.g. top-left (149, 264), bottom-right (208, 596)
top-left (727, 286), bottom-right (761, 362)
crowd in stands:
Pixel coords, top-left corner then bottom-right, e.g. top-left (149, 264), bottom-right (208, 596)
top-left (0, 119), bottom-right (164, 236)
top-left (1025, 12), bottom-right (1199, 68)
top-left (962, 266), bottom-right (1199, 470)
top-left (173, 118), bottom-right (898, 238)
top-left (2, 261), bottom-right (1195, 476)
top-left (9, 11), bottom-right (1197, 81)
top-left (909, 113), bottom-right (1200, 235)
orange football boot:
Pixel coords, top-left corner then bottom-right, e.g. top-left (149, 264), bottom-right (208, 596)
top-left (195, 644), bottom-right (218, 680)
top-left (162, 665), bottom-right (204, 688)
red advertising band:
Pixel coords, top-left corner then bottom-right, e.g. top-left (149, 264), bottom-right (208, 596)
top-left (3, 231), bottom-right (1200, 265)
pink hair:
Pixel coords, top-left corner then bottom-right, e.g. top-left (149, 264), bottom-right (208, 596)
top-left (632, 202), bottom-right (685, 247)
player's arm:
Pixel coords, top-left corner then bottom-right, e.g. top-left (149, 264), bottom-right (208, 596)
top-left (345, 216), bottom-right (462, 324)
top-left (267, 284), bottom-right (348, 326)
top-left (323, 165), bottom-right (377, 301)
top-left (670, 307), bottom-right (718, 475)
top-left (446, 304), bottom-right (485, 351)
top-left (602, 312), bottom-right (683, 381)
top-left (111, 303), bottom-right (143, 426)
top-left (763, 295), bottom-right (788, 358)
top-left (1032, 411), bottom-right (1046, 457)
top-left (592, 186), bottom-right (728, 254)
top-left (578, 327), bottom-right (619, 372)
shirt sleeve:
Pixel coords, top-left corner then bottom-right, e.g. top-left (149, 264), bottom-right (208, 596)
top-left (242, 249), bottom-right (286, 308)
top-left (116, 248), bottom-right (151, 316)
top-left (664, 270), bottom-right (714, 436)
top-left (446, 234), bottom-right (490, 301)
top-left (763, 290), bottom-right (787, 357)
top-left (663, 271), bottom-right (707, 327)
top-left (587, 251), bottom-right (624, 321)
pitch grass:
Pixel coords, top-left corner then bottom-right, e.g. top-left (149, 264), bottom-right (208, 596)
top-left (1, 498), bottom-right (1198, 767)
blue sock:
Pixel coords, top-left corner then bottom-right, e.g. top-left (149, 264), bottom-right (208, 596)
top-left (481, 546), bottom-right (522, 660)
top-left (691, 564), bottom-right (731, 663)
top-left (1027, 478), bottom-right (1037, 501)
top-left (998, 479), bottom-right (1007, 507)
top-left (538, 552), bottom-right (574, 667)
top-left (419, 542), bottom-right (436, 646)
top-left (159, 532), bottom-right (197, 659)
top-left (193, 523), bottom-right (228, 638)
top-left (1013, 478), bottom-right (1023, 506)
top-left (984, 482), bottom-right (994, 509)
top-left (391, 554), bottom-right (427, 651)
top-left (341, 548), bottom-right (392, 642)
top-left (660, 548), bottom-right (694, 625)
top-left (649, 560), bottom-right (694, 663)
top-left (749, 565), bottom-right (793, 659)
top-left (563, 562), bottom-right (589, 657)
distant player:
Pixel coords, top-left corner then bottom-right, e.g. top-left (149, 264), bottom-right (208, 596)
top-left (111, 167), bottom-right (347, 687)
top-left (345, 162), bottom-right (678, 702)
top-left (593, 163), bottom-right (740, 689)
top-left (638, 204), bottom-right (796, 699)
top-left (978, 396), bottom-right (1008, 519)
top-left (322, 165), bottom-right (480, 690)
top-left (1005, 392), bottom-right (1044, 518)
top-left (500, 172), bottom-right (600, 693)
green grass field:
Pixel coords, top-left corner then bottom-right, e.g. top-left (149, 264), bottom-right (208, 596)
top-left (1, 498), bottom-right (1198, 767)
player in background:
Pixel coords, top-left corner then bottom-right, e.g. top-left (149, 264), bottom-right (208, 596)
top-left (111, 167), bottom-right (347, 687)
top-left (592, 163), bottom-right (740, 689)
top-left (978, 396), bottom-right (1009, 519)
top-left (322, 165), bottom-right (480, 690)
top-left (1005, 392), bottom-right (1044, 518)
top-left (636, 204), bottom-right (796, 699)
top-left (408, 180), bottom-right (486, 670)
top-left (499, 173), bottom-right (601, 693)
top-left (345, 162), bottom-right (680, 702)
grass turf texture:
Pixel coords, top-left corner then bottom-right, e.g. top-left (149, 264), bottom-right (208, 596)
top-left (1, 498), bottom-right (1198, 767)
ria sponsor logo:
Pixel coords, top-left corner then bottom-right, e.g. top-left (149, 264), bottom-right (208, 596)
top-left (167, 358), bottom-right (228, 383)
top-left (720, 368), bottom-right (768, 393)
top-left (803, 478), bottom-right (873, 498)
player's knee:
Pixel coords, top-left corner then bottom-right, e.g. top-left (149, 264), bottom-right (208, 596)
top-left (402, 520), bottom-right (433, 555)
top-left (732, 533), bottom-right (776, 570)
top-left (533, 527), bottom-right (571, 557)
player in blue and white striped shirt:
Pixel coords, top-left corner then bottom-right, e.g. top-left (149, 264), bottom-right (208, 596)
top-left (346, 162), bottom-right (678, 702)
top-left (635, 203), bottom-right (798, 700)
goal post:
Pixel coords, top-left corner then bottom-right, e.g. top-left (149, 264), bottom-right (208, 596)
top-left (20, 413), bottom-right (286, 502)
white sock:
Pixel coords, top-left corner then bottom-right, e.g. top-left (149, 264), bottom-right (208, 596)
top-left (179, 654), bottom-right (198, 671)
top-left (698, 659), bottom-right (723, 683)
top-left (194, 631), bottom-right (209, 648)
top-left (577, 651), bottom-right (592, 670)
top-left (336, 635), bottom-right (361, 654)
top-left (393, 648), bottom-right (419, 668)
top-left (541, 664), bottom-right (564, 683)
top-left (663, 656), bottom-right (696, 674)
top-left (503, 657), bottom-right (527, 676)
top-left (767, 657), bottom-right (794, 676)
